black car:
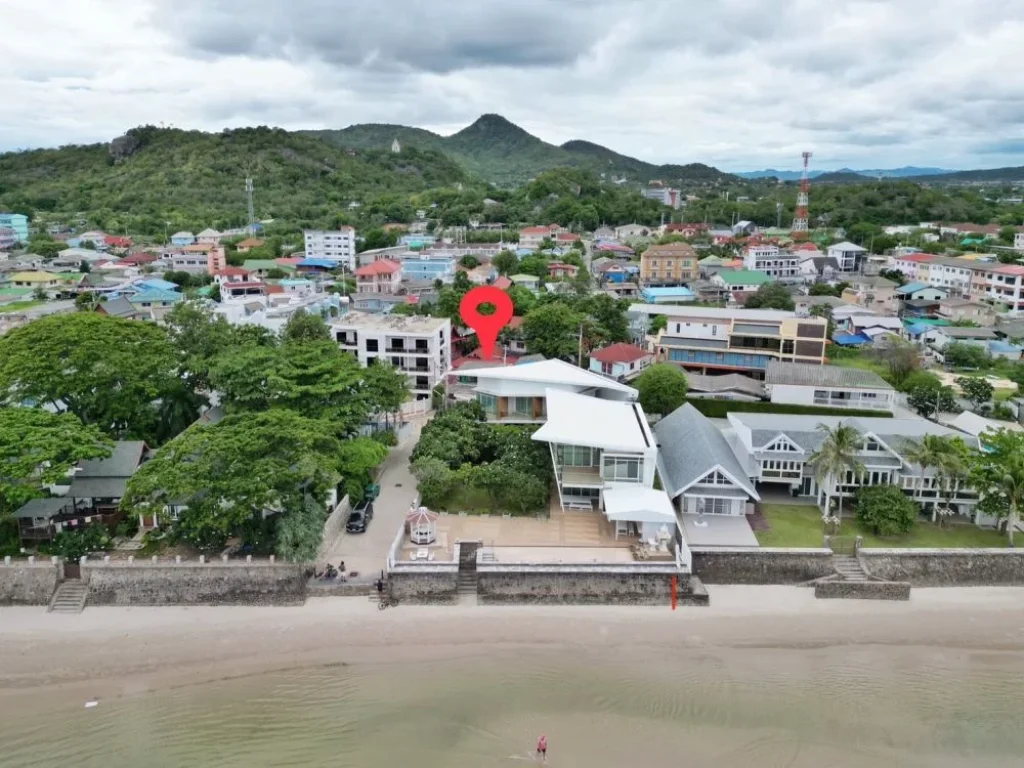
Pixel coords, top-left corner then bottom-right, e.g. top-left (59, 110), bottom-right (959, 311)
top-left (345, 501), bottom-right (374, 534)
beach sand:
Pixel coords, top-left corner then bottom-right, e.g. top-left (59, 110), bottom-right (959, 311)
top-left (2, 585), bottom-right (1023, 699)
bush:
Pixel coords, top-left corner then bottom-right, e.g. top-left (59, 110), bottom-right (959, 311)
top-left (855, 486), bottom-right (918, 537)
top-left (371, 428), bottom-right (398, 447)
top-left (684, 398), bottom-right (893, 419)
top-left (48, 524), bottom-right (112, 560)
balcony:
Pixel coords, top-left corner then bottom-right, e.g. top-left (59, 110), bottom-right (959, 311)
top-left (560, 466), bottom-right (604, 486)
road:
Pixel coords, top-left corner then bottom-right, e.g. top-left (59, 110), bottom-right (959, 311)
top-left (323, 416), bottom-right (427, 580)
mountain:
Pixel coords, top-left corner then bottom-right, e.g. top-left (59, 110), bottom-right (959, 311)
top-left (0, 125), bottom-right (467, 233)
top-left (307, 114), bottom-right (738, 187)
top-left (905, 166), bottom-right (1024, 183)
top-left (738, 166), bottom-right (958, 180)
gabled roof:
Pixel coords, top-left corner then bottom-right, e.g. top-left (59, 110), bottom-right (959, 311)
top-left (936, 326), bottom-right (997, 339)
top-left (590, 342), bottom-right (650, 364)
top-left (197, 228), bottom-right (221, 237)
top-left (130, 289), bottom-right (183, 304)
top-left (96, 296), bottom-right (137, 317)
top-left (828, 241), bottom-right (867, 252)
top-left (766, 361), bottom-right (893, 390)
top-left (355, 259), bottom-right (402, 276)
top-left (532, 388), bottom-right (652, 452)
top-left (68, 441), bottom-right (148, 499)
top-left (653, 404), bottom-right (758, 501)
top-left (469, 358), bottom-right (638, 397)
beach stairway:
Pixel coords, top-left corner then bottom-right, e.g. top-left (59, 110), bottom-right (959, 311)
top-left (832, 554), bottom-right (869, 582)
top-left (49, 579), bottom-right (88, 614)
top-left (457, 541), bottom-right (479, 604)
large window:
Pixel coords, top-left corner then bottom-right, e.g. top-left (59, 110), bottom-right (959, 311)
top-left (477, 393), bottom-right (498, 415)
top-left (697, 497), bottom-right (732, 515)
top-left (511, 396), bottom-right (533, 416)
top-left (558, 445), bottom-right (596, 467)
top-left (603, 455), bottom-right (642, 482)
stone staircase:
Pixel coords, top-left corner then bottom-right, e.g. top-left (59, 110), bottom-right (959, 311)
top-left (833, 554), bottom-right (870, 582)
top-left (49, 579), bottom-right (88, 614)
top-left (457, 541), bottom-right (479, 605)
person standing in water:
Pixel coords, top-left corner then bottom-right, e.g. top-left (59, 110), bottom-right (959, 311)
top-left (536, 734), bottom-right (547, 762)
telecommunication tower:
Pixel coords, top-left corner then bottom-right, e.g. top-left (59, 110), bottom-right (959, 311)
top-left (791, 151), bottom-right (812, 237)
top-left (245, 177), bottom-right (256, 236)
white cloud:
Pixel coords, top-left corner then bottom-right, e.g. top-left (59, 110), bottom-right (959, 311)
top-left (2, 0), bottom-right (1023, 171)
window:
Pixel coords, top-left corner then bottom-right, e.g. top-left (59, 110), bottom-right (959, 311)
top-left (602, 455), bottom-right (641, 482)
top-left (366, 339), bottom-right (379, 352)
top-left (558, 445), bottom-right (595, 467)
top-left (697, 497), bottom-right (732, 515)
top-left (697, 469), bottom-right (731, 485)
top-left (477, 393), bottom-right (497, 414)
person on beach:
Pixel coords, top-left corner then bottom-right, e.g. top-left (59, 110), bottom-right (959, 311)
top-left (536, 734), bottom-right (547, 762)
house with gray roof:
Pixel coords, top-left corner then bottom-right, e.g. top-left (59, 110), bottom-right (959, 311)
top-left (764, 361), bottom-right (894, 411)
top-left (653, 404), bottom-right (760, 547)
top-left (68, 441), bottom-right (150, 512)
top-left (727, 412), bottom-right (983, 521)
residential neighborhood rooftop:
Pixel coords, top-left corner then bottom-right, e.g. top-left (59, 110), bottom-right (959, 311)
top-left (716, 269), bottom-right (771, 286)
top-left (590, 342), bottom-right (649, 364)
top-left (937, 326), bottom-right (998, 339)
top-left (330, 312), bottom-right (449, 332)
top-left (468, 358), bottom-right (638, 397)
top-left (765, 361), bottom-right (894, 389)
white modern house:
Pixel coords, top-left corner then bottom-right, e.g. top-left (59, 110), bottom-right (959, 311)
top-left (764, 361), bottom-right (895, 411)
top-left (827, 241), bottom-right (868, 272)
top-left (727, 413), bottom-right (982, 520)
top-left (653, 404), bottom-right (761, 547)
top-left (304, 227), bottom-right (357, 270)
top-left (331, 313), bottom-right (451, 401)
top-left (467, 358), bottom-right (638, 423)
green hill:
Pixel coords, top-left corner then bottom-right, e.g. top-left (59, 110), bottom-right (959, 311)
top-left (0, 125), bottom-right (467, 235)
top-left (906, 166), bottom-right (1024, 183)
top-left (308, 114), bottom-right (738, 187)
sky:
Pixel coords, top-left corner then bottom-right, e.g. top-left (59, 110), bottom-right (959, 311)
top-left (3, 0), bottom-right (1024, 172)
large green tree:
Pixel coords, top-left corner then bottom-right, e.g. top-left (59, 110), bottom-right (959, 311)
top-left (744, 281), bottom-right (795, 310)
top-left (0, 408), bottom-right (112, 517)
top-left (855, 485), bottom-right (918, 537)
top-left (0, 313), bottom-right (183, 442)
top-left (164, 300), bottom-right (234, 392)
top-left (968, 428), bottom-right (1024, 546)
top-left (522, 302), bottom-right (584, 360)
top-left (121, 411), bottom-right (347, 553)
top-left (634, 364), bottom-right (689, 416)
top-left (907, 378), bottom-right (960, 419)
top-left (362, 361), bottom-right (412, 425)
top-left (956, 376), bottom-right (994, 411)
top-left (281, 309), bottom-right (332, 343)
top-left (210, 340), bottom-right (369, 434)
top-left (903, 434), bottom-right (972, 525)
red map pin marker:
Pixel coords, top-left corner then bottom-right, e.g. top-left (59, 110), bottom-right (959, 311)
top-left (459, 285), bottom-right (514, 361)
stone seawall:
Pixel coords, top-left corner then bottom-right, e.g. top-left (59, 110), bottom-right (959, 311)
top-left (692, 548), bottom-right (834, 584)
top-left (476, 564), bottom-right (698, 605)
top-left (859, 549), bottom-right (1024, 586)
top-left (814, 580), bottom-right (911, 600)
top-left (0, 558), bottom-right (61, 605)
top-left (387, 565), bottom-right (458, 604)
top-left (82, 560), bottom-right (307, 606)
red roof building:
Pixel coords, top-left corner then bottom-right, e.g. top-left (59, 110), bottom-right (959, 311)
top-left (589, 343), bottom-right (654, 380)
top-left (104, 235), bottom-right (133, 249)
top-left (215, 267), bottom-right (252, 284)
top-left (590, 343), bottom-right (649, 364)
top-left (116, 253), bottom-right (158, 266)
top-left (493, 276), bottom-right (512, 290)
top-left (355, 259), bottom-right (403, 294)
top-left (354, 259), bottom-right (402, 276)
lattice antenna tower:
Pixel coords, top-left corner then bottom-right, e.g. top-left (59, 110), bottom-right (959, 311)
top-left (245, 177), bottom-right (256, 236)
top-left (791, 151), bottom-right (812, 236)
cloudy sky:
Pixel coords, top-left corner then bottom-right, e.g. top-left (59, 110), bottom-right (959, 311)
top-left (3, 0), bottom-right (1024, 171)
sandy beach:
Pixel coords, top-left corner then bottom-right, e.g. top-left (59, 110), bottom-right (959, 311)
top-left (3, 586), bottom-right (1023, 698)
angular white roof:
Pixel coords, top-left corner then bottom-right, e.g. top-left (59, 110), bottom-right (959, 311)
top-left (603, 487), bottom-right (676, 524)
top-left (469, 358), bottom-right (637, 397)
top-left (532, 388), bottom-right (653, 452)
top-left (829, 241), bottom-right (868, 252)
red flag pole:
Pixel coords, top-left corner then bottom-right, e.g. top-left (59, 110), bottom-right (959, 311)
top-left (671, 574), bottom-right (677, 610)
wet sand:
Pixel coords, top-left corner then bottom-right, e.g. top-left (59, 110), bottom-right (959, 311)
top-left (2, 586), bottom-right (1023, 697)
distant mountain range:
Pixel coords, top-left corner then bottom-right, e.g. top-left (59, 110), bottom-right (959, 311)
top-left (737, 166), bottom-right (954, 181)
top-left (304, 114), bottom-right (736, 187)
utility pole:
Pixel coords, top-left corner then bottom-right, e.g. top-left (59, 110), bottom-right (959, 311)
top-left (245, 177), bottom-right (256, 237)
top-left (577, 323), bottom-right (584, 368)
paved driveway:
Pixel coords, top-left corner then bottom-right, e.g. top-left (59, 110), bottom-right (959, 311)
top-left (323, 417), bottom-right (426, 580)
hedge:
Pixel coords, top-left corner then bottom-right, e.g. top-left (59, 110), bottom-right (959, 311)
top-left (684, 398), bottom-right (893, 419)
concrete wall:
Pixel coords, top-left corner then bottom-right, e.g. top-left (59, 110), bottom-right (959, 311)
top-left (476, 563), bottom-right (694, 605)
top-left (317, 494), bottom-right (351, 567)
top-left (387, 564), bottom-right (458, 603)
top-left (0, 558), bottom-right (61, 605)
top-left (859, 549), bottom-right (1024, 586)
top-left (81, 559), bottom-right (307, 606)
top-left (814, 580), bottom-right (911, 600)
top-left (692, 548), bottom-right (834, 584)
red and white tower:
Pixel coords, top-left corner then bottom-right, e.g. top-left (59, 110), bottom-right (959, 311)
top-left (791, 151), bottom-right (812, 238)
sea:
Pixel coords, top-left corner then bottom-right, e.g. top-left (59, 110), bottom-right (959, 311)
top-left (1, 642), bottom-right (1022, 767)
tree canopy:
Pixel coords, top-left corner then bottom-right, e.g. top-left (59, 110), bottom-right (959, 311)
top-left (522, 302), bottom-right (584, 361)
top-left (0, 313), bottom-right (183, 443)
top-left (634, 364), bottom-right (689, 416)
top-left (0, 408), bottom-right (112, 517)
top-left (744, 281), bottom-right (795, 310)
top-left (968, 428), bottom-right (1024, 545)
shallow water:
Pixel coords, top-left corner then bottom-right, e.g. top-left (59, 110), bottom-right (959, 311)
top-left (2, 644), bottom-right (1022, 767)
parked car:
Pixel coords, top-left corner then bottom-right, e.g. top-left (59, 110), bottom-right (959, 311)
top-left (345, 500), bottom-right (375, 534)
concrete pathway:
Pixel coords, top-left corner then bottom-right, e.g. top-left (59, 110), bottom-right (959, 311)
top-left (323, 415), bottom-right (428, 580)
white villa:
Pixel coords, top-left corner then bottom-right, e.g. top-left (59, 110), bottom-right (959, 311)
top-left (466, 358), bottom-right (637, 423)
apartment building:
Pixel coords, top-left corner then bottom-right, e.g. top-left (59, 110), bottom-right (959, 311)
top-left (741, 244), bottom-right (801, 281)
top-left (400, 253), bottom-right (456, 283)
top-left (635, 305), bottom-right (828, 379)
top-left (906, 256), bottom-right (1024, 313)
top-left (727, 413), bottom-right (981, 520)
top-left (331, 313), bottom-right (451, 400)
top-left (304, 227), bottom-right (357, 270)
top-left (891, 252), bottom-right (934, 280)
top-left (519, 224), bottom-right (565, 249)
top-left (354, 259), bottom-right (402, 294)
top-left (641, 183), bottom-right (683, 209)
top-left (937, 298), bottom-right (997, 326)
top-left (0, 212), bottom-right (29, 243)
top-left (639, 243), bottom-right (699, 285)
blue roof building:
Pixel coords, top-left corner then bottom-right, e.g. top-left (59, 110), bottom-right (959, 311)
top-left (640, 286), bottom-right (695, 304)
top-left (129, 289), bottom-right (183, 308)
top-left (135, 278), bottom-right (180, 292)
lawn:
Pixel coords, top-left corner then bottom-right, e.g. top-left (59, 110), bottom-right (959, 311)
top-left (440, 486), bottom-right (547, 516)
top-left (0, 300), bottom-right (46, 313)
top-left (756, 504), bottom-right (1009, 549)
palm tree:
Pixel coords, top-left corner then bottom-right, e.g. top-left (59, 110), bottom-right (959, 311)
top-left (809, 422), bottom-right (865, 525)
top-left (903, 435), bottom-right (970, 525)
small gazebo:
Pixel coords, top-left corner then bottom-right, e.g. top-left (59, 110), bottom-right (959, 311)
top-left (407, 506), bottom-right (438, 545)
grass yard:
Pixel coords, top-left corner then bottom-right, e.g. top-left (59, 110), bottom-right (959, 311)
top-left (756, 504), bottom-right (1009, 549)
top-left (0, 299), bottom-right (46, 313)
top-left (439, 486), bottom-right (547, 516)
